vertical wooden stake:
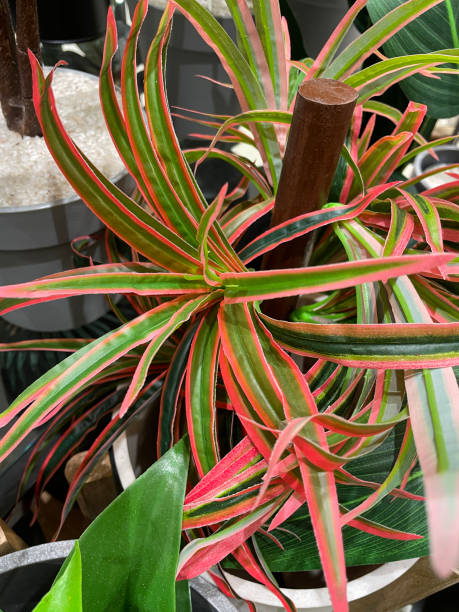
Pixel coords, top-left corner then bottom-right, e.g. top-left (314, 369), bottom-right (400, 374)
top-left (16, 0), bottom-right (42, 137)
top-left (262, 79), bottom-right (358, 320)
top-left (0, 0), bottom-right (22, 132)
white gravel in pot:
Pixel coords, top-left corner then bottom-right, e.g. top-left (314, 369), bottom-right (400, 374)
top-left (0, 68), bottom-right (124, 208)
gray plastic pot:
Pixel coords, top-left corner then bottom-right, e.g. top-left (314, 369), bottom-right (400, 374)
top-left (0, 540), bottom-right (238, 611)
top-left (288, 0), bottom-right (359, 58)
top-left (0, 540), bottom-right (75, 612)
top-left (413, 145), bottom-right (459, 193)
top-left (0, 67), bottom-right (132, 332)
top-left (0, 170), bottom-right (131, 332)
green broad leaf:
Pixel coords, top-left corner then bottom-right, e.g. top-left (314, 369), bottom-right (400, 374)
top-left (33, 542), bottom-right (82, 611)
top-left (367, 0), bottom-right (459, 118)
top-left (175, 580), bottom-right (191, 612)
top-left (59, 438), bottom-right (189, 611)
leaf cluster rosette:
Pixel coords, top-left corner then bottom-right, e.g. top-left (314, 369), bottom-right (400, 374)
top-left (0, 1), bottom-right (458, 610)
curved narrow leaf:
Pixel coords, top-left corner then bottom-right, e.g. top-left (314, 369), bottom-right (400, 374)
top-left (186, 308), bottom-right (220, 476)
top-left (29, 53), bottom-right (201, 273)
top-left (260, 316), bottom-right (459, 368)
top-left (223, 252), bottom-right (453, 302)
top-left (323, 0), bottom-right (445, 80)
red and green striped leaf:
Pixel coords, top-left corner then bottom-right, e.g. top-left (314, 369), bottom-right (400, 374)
top-left (260, 315), bottom-right (459, 369)
top-left (223, 252), bottom-right (453, 303)
top-left (29, 54), bottom-right (201, 273)
top-left (186, 307), bottom-right (220, 476)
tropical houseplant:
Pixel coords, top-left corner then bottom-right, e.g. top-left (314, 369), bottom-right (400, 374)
top-left (0, 0), bottom-right (458, 609)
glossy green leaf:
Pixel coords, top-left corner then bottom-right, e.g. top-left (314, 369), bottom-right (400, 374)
top-left (58, 438), bottom-right (189, 611)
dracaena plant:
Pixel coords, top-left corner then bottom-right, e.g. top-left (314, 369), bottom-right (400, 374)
top-left (0, 0), bottom-right (458, 610)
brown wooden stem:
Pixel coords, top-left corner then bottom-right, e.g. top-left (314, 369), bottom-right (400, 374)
top-left (262, 79), bottom-right (358, 320)
top-left (16, 0), bottom-right (42, 136)
top-left (0, 0), bottom-right (22, 132)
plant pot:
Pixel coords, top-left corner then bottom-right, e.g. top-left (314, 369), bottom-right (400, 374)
top-left (0, 541), bottom-right (238, 611)
top-left (288, 0), bottom-right (359, 58)
top-left (413, 145), bottom-right (459, 192)
top-left (221, 562), bottom-right (417, 611)
top-left (0, 68), bottom-right (131, 332)
top-left (0, 540), bottom-right (75, 611)
top-left (112, 375), bottom-right (417, 612)
top-left (111, 404), bottom-right (158, 490)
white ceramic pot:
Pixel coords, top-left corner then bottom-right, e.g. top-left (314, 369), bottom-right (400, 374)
top-left (221, 562), bottom-right (417, 611)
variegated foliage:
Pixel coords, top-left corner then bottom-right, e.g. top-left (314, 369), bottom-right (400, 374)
top-left (0, 1), bottom-right (458, 610)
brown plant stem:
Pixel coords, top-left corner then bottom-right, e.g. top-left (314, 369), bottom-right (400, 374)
top-left (0, 0), bottom-right (22, 132)
top-left (262, 79), bottom-right (358, 320)
top-left (16, 0), bottom-right (42, 136)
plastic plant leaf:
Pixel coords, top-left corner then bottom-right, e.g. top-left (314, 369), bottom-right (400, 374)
top-left (260, 316), bottom-right (459, 369)
top-left (33, 542), bottom-right (82, 612)
top-left (0, 266), bottom-right (211, 303)
top-left (238, 427), bottom-right (428, 572)
top-left (367, 0), bottom-right (459, 118)
top-left (29, 54), bottom-right (201, 274)
top-left (344, 49), bottom-right (459, 91)
top-left (143, 5), bottom-right (206, 220)
top-left (238, 183), bottom-right (399, 263)
top-left (222, 252), bottom-right (453, 302)
top-left (158, 326), bottom-right (195, 456)
top-left (0, 294), bottom-right (216, 460)
top-left (309, 0), bottom-right (369, 78)
top-left (99, 6), bottom-right (153, 209)
top-left (342, 219), bottom-right (459, 575)
top-left (252, 0), bottom-right (288, 110)
top-left (186, 308), bottom-right (220, 476)
top-left (60, 379), bottom-right (163, 529)
top-left (323, 0), bottom-right (445, 80)
top-left (184, 147), bottom-right (272, 199)
top-left (177, 499), bottom-right (283, 580)
top-left (233, 541), bottom-right (296, 612)
top-left (120, 0), bottom-right (202, 245)
top-left (56, 438), bottom-right (189, 611)
top-left (170, 0), bottom-right (283, 186)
